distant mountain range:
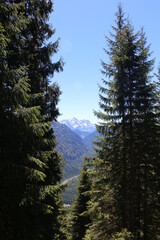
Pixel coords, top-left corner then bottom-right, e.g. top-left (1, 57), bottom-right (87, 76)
top-left (51, 119), bottom-right (98, 204)
top-left (60, 118), bottom-right (96, 133)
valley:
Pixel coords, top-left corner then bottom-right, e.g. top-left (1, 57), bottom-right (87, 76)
top-left (51, 118), bottom-right (97, 204)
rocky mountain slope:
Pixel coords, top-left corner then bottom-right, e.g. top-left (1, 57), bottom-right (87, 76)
top-left (60, 118), bottom-right (96, 133)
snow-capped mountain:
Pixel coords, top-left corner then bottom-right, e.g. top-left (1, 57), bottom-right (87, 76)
top-left (60, 117), bottom-right (96, 133)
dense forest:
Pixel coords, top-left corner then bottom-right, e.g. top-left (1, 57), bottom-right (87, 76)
top-left (0, 1), bottom-right (160, 240)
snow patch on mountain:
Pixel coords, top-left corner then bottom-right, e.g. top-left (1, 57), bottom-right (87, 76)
top-left (60, 118), bottom-right (96, 133)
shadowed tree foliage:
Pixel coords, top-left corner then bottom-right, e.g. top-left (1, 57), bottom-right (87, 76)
top-left (0, 1), bottom-right (66, 239)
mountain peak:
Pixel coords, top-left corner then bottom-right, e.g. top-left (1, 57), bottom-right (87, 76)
top-left (60, 118), bottom-right (96, 133)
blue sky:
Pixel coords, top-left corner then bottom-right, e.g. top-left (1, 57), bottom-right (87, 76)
top-left (50, 0), bottom-right (160, 124)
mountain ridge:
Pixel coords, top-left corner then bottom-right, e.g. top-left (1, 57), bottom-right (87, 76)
top-left (51, 121), bottom-right (90, 179)
top-left (60, 117), bottom-right (96, 133)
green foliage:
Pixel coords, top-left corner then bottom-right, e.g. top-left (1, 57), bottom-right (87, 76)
top-left (111, 229), bottom-right (134, 240)
top-left (71, 159), bottom-right (92, 240)
top-left (0, 1), bottom-right (66, 239)
top-left (86, 4), bottom-right (160, 240)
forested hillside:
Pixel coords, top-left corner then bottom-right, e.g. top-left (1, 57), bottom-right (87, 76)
top-left (52, 121), bottom-right (90, 179)
top-left (83, 130), bottom-right (99, 152)
top-left (52, 121), bottom-right (96, 204)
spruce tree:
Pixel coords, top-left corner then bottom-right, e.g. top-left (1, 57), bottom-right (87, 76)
top-left (0, 1), bottom-right (65, 239)
top-left (0, 2), bottom-right (31, 238)
top-left (18, 2), bottom-right (65, 237)
top-left (86, 5), bottom-right (160, 240)
top-left (72, 159), bottom-right (91, 240)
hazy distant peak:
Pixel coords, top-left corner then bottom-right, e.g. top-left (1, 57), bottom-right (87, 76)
top-left (60, 118), bottom-right (95, 133)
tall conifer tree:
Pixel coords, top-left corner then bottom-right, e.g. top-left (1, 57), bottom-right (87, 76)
top-left (72, 159), bottom-right (91, 240)
top-left (86, 5), bottom-right (160, 240)
top-left (0, 1), bottom-right (65, 239)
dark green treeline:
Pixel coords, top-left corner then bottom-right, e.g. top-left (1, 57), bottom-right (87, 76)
top-left (0, 1), bottom-right (66, 239)
top-left (71, 5), bottom-right (160, 240)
